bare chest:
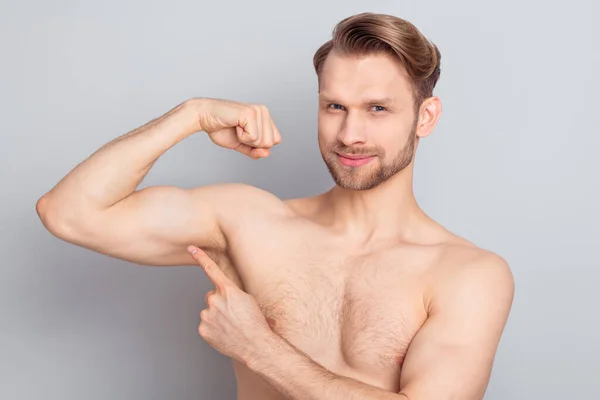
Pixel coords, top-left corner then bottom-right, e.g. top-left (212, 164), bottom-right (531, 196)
top-left (228, 244), bottom-right (428, 381)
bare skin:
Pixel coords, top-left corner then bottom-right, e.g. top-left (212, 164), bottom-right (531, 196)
top-left (36, 52), bottom-right (514, 400)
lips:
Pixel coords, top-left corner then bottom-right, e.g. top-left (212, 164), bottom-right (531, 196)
top-left (337, 153), bottom-right (374, 160)
top-left (336, 153), bottom-right (376, 167)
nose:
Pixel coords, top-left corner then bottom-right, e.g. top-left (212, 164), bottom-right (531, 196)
top-left (336, 111), bottom-right (367, 146)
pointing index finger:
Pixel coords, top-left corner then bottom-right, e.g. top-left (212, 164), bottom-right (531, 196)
top-left (187, 245), bottom-right (231, 291)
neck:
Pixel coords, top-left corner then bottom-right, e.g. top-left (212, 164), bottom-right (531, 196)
top-left (322, 165), bottom-right (432, 245)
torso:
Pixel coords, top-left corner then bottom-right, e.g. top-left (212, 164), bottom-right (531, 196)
top-left (209, 194), bottom-right (481, 399)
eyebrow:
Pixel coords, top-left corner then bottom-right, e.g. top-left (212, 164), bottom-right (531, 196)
top-left (319, 94), bottom-right (396, 106)
top-left (363, 96), bottom-right (396, 106)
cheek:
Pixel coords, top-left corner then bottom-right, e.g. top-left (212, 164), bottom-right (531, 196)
top-left (369, 118), bottom-right (412, 154)
top-left (318, 114), bottom-right (341, 141)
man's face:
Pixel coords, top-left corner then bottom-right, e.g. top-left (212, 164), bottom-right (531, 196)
top-left (317, 51), bottom-right (419, 191)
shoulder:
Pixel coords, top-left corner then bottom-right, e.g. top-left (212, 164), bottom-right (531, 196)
top-left (429, 241), bottom-right (515, 315)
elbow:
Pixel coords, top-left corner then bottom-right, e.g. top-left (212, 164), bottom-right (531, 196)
top-left (36, 194), bottom-right (53, 229)
top-left (36, 194), bottom-right (77, 240)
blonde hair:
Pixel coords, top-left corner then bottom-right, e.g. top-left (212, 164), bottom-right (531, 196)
top-left (313, 12), bottom-right (441, 110)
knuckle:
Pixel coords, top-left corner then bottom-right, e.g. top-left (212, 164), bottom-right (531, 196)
top-left (199, 309), bottom-right (209, 321)
top-left (221, 285), bottom-right (234, 297)
top-left (198, 323), bottom-right (209, 338)
top-left (205, 293), bottom-right (215, 307)
top-left (243, 106), bottom-right (257, 121)
top-left (205, 263), bottom-right (218, 275)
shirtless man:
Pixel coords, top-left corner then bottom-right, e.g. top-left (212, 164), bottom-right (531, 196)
top-left (36, 12), bottom-right (514, 400)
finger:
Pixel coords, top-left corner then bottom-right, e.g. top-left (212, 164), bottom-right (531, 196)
top-left (204, 290), bottom-right (215, 307)
top-left (272, 121), bottom-right (282, 145)
top-left (188, 246), bottom-right (233, 291)
top-left (200, 308), bottom-right (209, 323)
top-left (261, 107), bottom-right (275, 149)
top-left (250, 147), bottom-right (270, 158)
top-left (199, 310), bottom-right (210, 338)
top-left (233, 142), bottom-right (261, 159)
top-left (254, 105), bottom-right (264, 146)
top-left (238, 106), bottom-right (260, 143)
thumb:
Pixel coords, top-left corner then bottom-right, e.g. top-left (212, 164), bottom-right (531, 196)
top-left (233, 142), bottom-right (270, 159)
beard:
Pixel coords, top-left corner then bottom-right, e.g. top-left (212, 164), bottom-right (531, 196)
top-left (320, 119), bottom-right (418, 191)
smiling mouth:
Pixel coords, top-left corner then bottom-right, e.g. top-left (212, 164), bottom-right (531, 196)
top-left (336, 153), bottom-right (376, 167)
top-left (337, 153), bottom-right (375, 159)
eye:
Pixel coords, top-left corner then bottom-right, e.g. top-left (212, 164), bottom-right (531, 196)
top-left (328, 103), bottom-right (345, 111)
top-left (371, 105), bottom-right (386, 112)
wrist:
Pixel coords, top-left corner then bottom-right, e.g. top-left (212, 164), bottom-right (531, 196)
top-left (183, 97), bottom-right (211, 133)
top-left (243, 329), bottom-right (284, 372)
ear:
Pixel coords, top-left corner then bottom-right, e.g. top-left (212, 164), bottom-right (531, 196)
top-left (415, 96), bottom-right (442, 139)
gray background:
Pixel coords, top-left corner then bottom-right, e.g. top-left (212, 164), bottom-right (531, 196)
top-left (1, 0), bottom-right (598, 399)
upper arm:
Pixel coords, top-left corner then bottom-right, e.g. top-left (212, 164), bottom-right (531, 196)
top-left (398, 253), bottom-right (515, 400)
top-left (41, 183), bottom-right (284, 266)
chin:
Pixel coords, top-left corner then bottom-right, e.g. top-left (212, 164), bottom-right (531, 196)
top-left (322, 152), bottom-right (390, 190)
top-left (336, 180), bottom-right (384, 191)
top-left (330, 169), bottom-right (385, 191)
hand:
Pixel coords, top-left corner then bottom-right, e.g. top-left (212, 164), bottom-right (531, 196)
top-left (187, 245), bottom-right (273, 364)
top-left (192, 98), bottom-right (282, 159)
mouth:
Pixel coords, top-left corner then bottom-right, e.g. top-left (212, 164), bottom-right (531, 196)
top-left (336, 153), bottom-right (376, 167)
top-left (337, 153), bottom-right (374, 160)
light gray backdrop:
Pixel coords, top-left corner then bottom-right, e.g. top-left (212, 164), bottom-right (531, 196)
top-left (1, 0), bottom-right (598, 399)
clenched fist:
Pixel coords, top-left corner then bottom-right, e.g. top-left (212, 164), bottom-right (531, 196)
top-left (192, 98), bottom-right (282, 159)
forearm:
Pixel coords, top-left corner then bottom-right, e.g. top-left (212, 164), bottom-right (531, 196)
top-left (39, 99), bottom-right (201, 215)
top-left (247, 333), bottom-right (409, 400)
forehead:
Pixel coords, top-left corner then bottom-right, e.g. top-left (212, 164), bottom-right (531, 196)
top-left (319, 51), bottom-right (413, 102)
